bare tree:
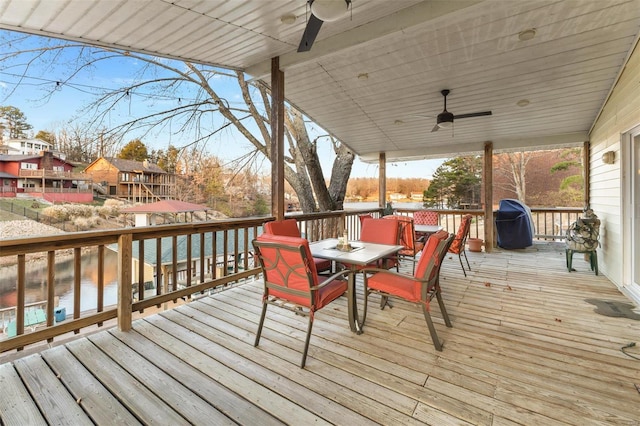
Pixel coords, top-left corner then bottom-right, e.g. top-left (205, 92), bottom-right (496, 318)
top-left (0, 32), bottom-right (353, 212)
top-left (53, 124), bottom-right (117, 163)
top-left (494, 151), bottom-right (532, 202)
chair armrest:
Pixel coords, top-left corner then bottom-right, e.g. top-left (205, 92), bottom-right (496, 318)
top-left (313, 269), bottom-right (351, 290)
top-left (361, 268), bottom-right (435, 290)
top-left (360, 267), bottom-right (415, 280)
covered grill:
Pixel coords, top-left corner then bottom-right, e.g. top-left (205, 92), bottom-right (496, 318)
top-left (495, 199), bottom-right (534, 249)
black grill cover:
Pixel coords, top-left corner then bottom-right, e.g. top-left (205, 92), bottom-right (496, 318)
top-left (495, 199), bottom-right (534, 249)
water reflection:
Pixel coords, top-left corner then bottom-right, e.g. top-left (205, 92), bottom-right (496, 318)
top-left (0, 248), bottom-right (119, 316)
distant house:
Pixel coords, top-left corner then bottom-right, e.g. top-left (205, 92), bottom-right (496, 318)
top-left (3, 138), bottom-right (53, 156)
top-left (84, 157), bottom-right (176, 203)
top-left (389, 193), bottom-right (406, 201)
top-left (0, 151), bottom-right (92, 202)
top-left (0, 143), bottom-right (20, 155)
top-left (410, 192), bottom-right (424, 201)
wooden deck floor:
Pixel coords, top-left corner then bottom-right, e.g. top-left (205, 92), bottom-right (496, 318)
top-left (1, 243), bottom-right (639, 425)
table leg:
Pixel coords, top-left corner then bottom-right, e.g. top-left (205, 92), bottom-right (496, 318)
top-left (347, 268), bottom-right (363, 334)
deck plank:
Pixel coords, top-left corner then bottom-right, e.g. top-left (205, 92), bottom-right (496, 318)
top-left (131, 317), bottom-right (334, 425)
top-left (194, 289), bottom-right (497, 425)
top-left (0, 362), bottom-right (46, 426)
top-left (147, 310), bottom-right (405, 424)
top-left (12, 355), bottom-right (92, 425)
top-left (41, 345), bottom-right (142, 425)
top-left (87, 332), bottom-right (236, 425)
top-left (107, 327), bottom-right (286, 426)
top-left (65, 338), bottom-right (190, 425)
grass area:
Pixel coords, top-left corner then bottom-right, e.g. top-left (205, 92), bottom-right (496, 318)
top-left (0, 209), bottom-right (24, 221)
top-left (3, 198), bottom-right (47, 212)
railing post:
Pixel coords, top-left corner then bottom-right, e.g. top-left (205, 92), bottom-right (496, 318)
top-left (117, 232), bottom-right (133, 331)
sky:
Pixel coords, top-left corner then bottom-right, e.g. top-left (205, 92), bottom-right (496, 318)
top-left (0, 30), bottom-right (443, 179)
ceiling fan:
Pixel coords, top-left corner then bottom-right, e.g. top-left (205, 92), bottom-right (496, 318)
top-left (297, 0), bottom-right (351, 52)
top-left (431, 89), bottom-right (492, 132)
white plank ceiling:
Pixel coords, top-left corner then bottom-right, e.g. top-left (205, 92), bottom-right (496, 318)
top-left (1, 0), bottom-right (639, 162)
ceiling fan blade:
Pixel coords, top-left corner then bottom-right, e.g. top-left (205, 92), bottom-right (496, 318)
top-left (453, 111), bottom-right (492, 119)
top-left (297, 14), bottom-right (324, 52)
top-left (431, 124), bottom-right (440, 133)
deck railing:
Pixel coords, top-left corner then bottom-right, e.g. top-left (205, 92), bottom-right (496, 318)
top-left (18, 169), bottom-right (88, 180)
top-left (394, 206), bottom-right (582, 241)
top-left (0, 205), bottom-right (578, 353)
top-left (0, 218), bottom-right (265, 353)
top-left (0, 208), bottom-right (383, 353)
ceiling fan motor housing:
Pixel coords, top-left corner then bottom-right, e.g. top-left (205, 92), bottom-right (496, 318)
top-left (437, 111), bottom-right (454, 124)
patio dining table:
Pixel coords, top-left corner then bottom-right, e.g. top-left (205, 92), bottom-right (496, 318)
top-left (309, 238), bottom-right (404, 334)
top-left (414, 224), bottom-right (443, 235)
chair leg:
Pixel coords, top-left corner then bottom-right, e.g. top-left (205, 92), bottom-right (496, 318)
top-left (435, 289), bottom-right (452, 328)
top-left (458, 252), bottom-right (467, 277)
top-left (254, 301), bottom-right (268, 347)
top-left (462, 249), bottom-right (471, 271)
top-left (300, 315), bottom-right (314, 368)
top-left (567, 249), bottom-right (574, 272)
top-left (422, 304), bottom-right (443, 351)
top-left (380, 295), bottom-right (392, 310)
top-left (592, 251), bottom-right (598, 276)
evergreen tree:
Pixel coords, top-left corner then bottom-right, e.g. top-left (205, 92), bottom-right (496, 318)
top-left (423, 156), bottom-right (482, 208)
top-left (118, 139), bottom-right (149, 161)
top-left (0, 106), bottom-right (33, 139)
top-left (35, 130), bottom-right (56, 144)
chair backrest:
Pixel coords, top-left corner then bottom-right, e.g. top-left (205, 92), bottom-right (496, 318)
top-left (414, 210), bottom-right (438, 226)
top-left (360, 217), bottom-right (399, 245)
top-left (383, 215), bottom-right (416, 252)
top-left (358, 214), bottom-right (373, 226)
top-left (252, 233), bottom-right (318, 307)
top-left (415, 230), bottom-right (451, 280)
top-left (263, 218), bottom-right (301, 237)
top-left (566, 217), bottom-right (601, 251)
top-left (448, 214), bottom-right (472, 254)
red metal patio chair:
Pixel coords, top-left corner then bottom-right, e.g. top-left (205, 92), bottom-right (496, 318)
top-left (414, 210), bottom-right (438, 226)
top-left (362, 230), bottom-right (454, 351)
top-left (449, 214), bottom-right (472, 276)
top-left (414, 210), bottom-right (439, 240)
top-left (252, 233), bottom-right (349, 368)
top-left (341, 217), bottom-right (400, 271)
top-left (383, 215), bottom-right (424, 273)
top-left (264, 218), bottom-right (331, 273)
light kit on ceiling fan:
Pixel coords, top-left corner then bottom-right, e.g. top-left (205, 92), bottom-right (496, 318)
top-left (311, 0), bottom-right (350, 22)
top-left (298, 0), bottom-right (351, 52)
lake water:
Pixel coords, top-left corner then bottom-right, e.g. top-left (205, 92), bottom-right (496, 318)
top-left (0, 249), bottom-right (119, 315)
top-left (343, 201), bottom-right (424, 210)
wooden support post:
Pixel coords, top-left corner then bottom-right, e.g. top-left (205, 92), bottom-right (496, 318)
top-left (583, 140), bottom-right (590, 209)
top-left (117, 233), bottom-right (133, 331)
top-left (483, 142), bottom-right (494, 253)
top-left (379, 152), bottom-right (386, 209)
top-left (270, 56), bottom-right (285, 220)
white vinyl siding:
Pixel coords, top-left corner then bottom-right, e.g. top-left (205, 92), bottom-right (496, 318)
top-left (589, 41), bottom-right (640, 300)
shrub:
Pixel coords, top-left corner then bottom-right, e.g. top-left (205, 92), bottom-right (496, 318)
top-left (73, 216), bottom-right (100, 231)
top-left (97, 199), bottom-right (125, 218)
top-left (65, 204), bottom-right (94, 218)
top-left (42, 205), bottom-right (70, 221)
